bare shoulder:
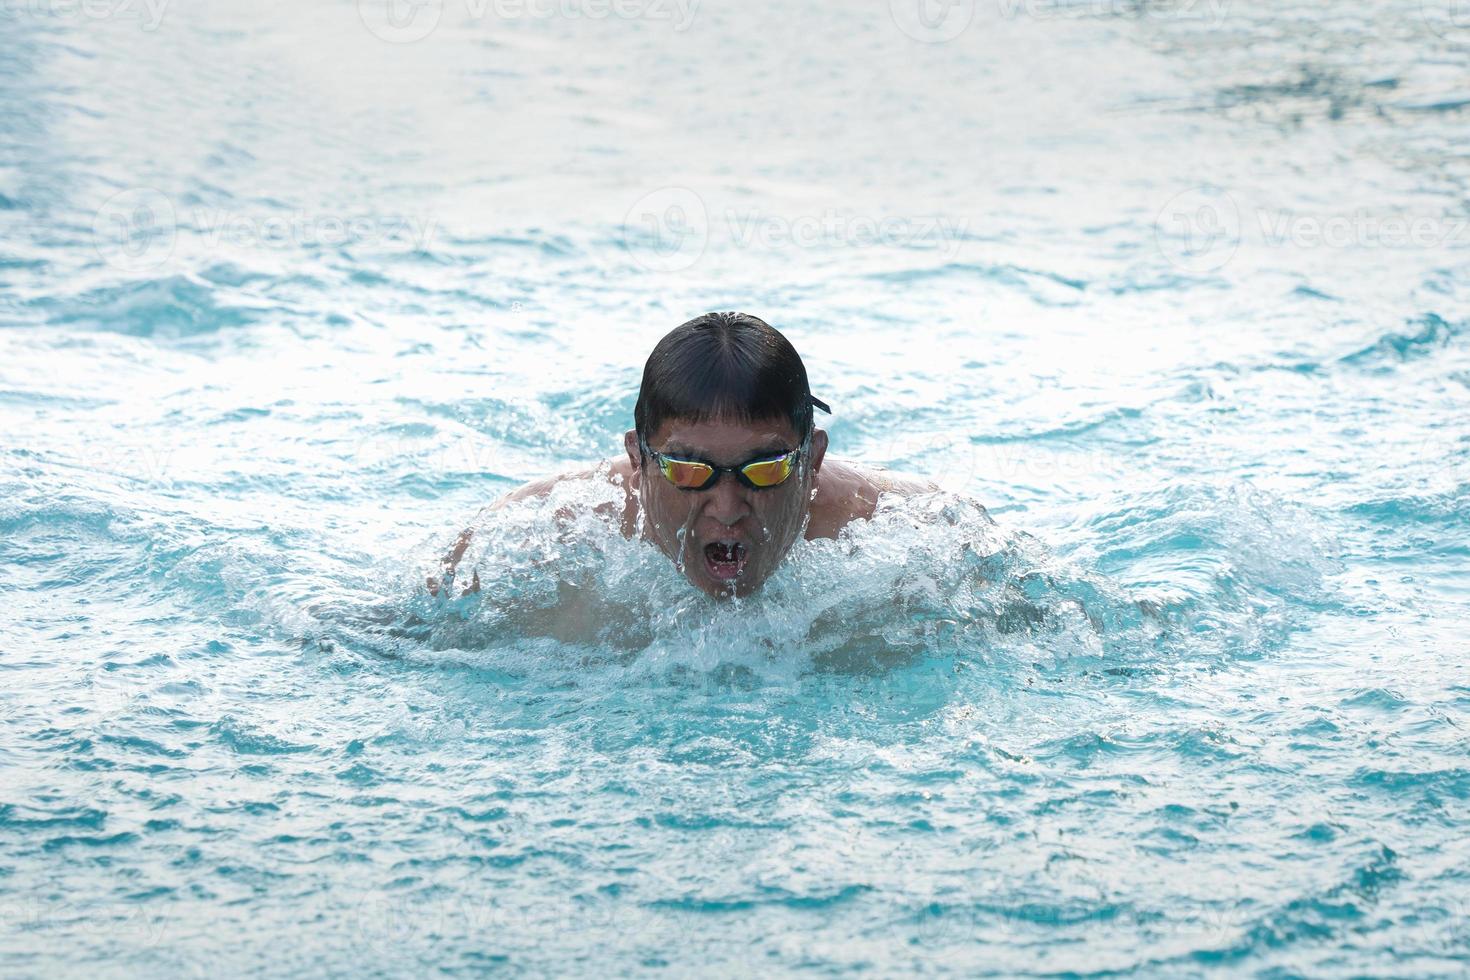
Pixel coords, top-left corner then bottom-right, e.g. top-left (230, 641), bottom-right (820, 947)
top-left (432, 459), bottom-right (634, 595)
top-left (426, 461), bottom-right (632, 599)
top-left (490, 458), bottom-right (637, 530)
top-left (805, 458), bottom-right (940, 539)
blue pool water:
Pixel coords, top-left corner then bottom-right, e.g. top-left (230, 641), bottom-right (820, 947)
top-left (2, 2), bottom-right (1469, 976)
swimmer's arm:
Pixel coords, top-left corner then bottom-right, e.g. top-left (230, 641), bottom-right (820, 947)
top-left (426, 526), bottom-right (480, 597)
top-left (426, 460), bottom-right (631, 596)
top-left (489, 473), bottom-right (565, 510)
top-left (424, 475), bottom-right (581, 595)
top-left (870, 468), bottom-right (942, 499)
top-left (491, 462), bottom-right (628, 515)
top-left (808, 459), bottom-right (943, 537)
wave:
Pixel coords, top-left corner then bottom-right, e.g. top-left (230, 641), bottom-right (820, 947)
top-left (1339, 313), bottom-right (1461, 369)
top-left (1348, 482), bottom-right (1470, 528)
top-left (303, 476), bottom-right (1332, 692)
top-left (28, 273), bottom-right (268, 337)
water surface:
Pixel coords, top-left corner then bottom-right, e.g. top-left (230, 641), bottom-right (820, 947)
top-left (2, 1), bottom-right (1468, 976)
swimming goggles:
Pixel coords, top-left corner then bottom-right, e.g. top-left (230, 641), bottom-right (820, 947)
top-left (640, 435), bottom-right (808, 491)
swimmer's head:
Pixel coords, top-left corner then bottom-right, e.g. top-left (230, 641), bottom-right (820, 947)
top-left (624, 312), bottom-right (829, 598)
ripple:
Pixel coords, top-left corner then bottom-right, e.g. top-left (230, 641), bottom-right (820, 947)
top-left (2, 2), bottom-right (1468, 976)
top-left (30, 274), bottom-right (266, 336)
top-left (209, 717), bottom-right (316, 757)
top-left (1340, 313), bottom-right (1462, 369)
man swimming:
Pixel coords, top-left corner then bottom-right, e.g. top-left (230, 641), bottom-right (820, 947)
top-left (433, 311), bottom-right (937, 599)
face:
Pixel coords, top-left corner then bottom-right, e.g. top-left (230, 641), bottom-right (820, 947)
top-left (624, 416), bottom-right (828, 598)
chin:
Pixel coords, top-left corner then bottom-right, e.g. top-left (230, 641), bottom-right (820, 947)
top-left (686, 564), bottom-right (768, 599)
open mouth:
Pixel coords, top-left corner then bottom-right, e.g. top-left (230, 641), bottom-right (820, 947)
top-left (703, 540), bottom-right (748, 581)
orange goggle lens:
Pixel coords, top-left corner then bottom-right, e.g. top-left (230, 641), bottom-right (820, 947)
top-left (739, 455), bottom-right (794, 488)
top-left (659, 457), bottom-right (717, 489)
top-left (652, 449), bottom-right (800, 491)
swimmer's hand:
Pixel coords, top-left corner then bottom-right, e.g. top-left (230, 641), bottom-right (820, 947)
top-left (425, 466), bottom-right (627, 599)
top-left (426, 528), bottom-right (481, 597)
top-left (426, 568), bottom-right (480, 598)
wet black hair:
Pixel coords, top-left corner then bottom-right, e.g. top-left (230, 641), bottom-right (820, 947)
top-left (634, 312), bottom-right (829, 445)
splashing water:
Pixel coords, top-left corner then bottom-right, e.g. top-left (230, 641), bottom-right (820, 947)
top-left (3, 1), bottom-right (1469, 976)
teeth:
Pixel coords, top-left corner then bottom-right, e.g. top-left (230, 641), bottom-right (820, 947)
top-left (706, 541), bottom-right (743, 562)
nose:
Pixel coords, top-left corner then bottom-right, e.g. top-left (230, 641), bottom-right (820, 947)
top-left (701, 471), bottom-right (752, 526)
